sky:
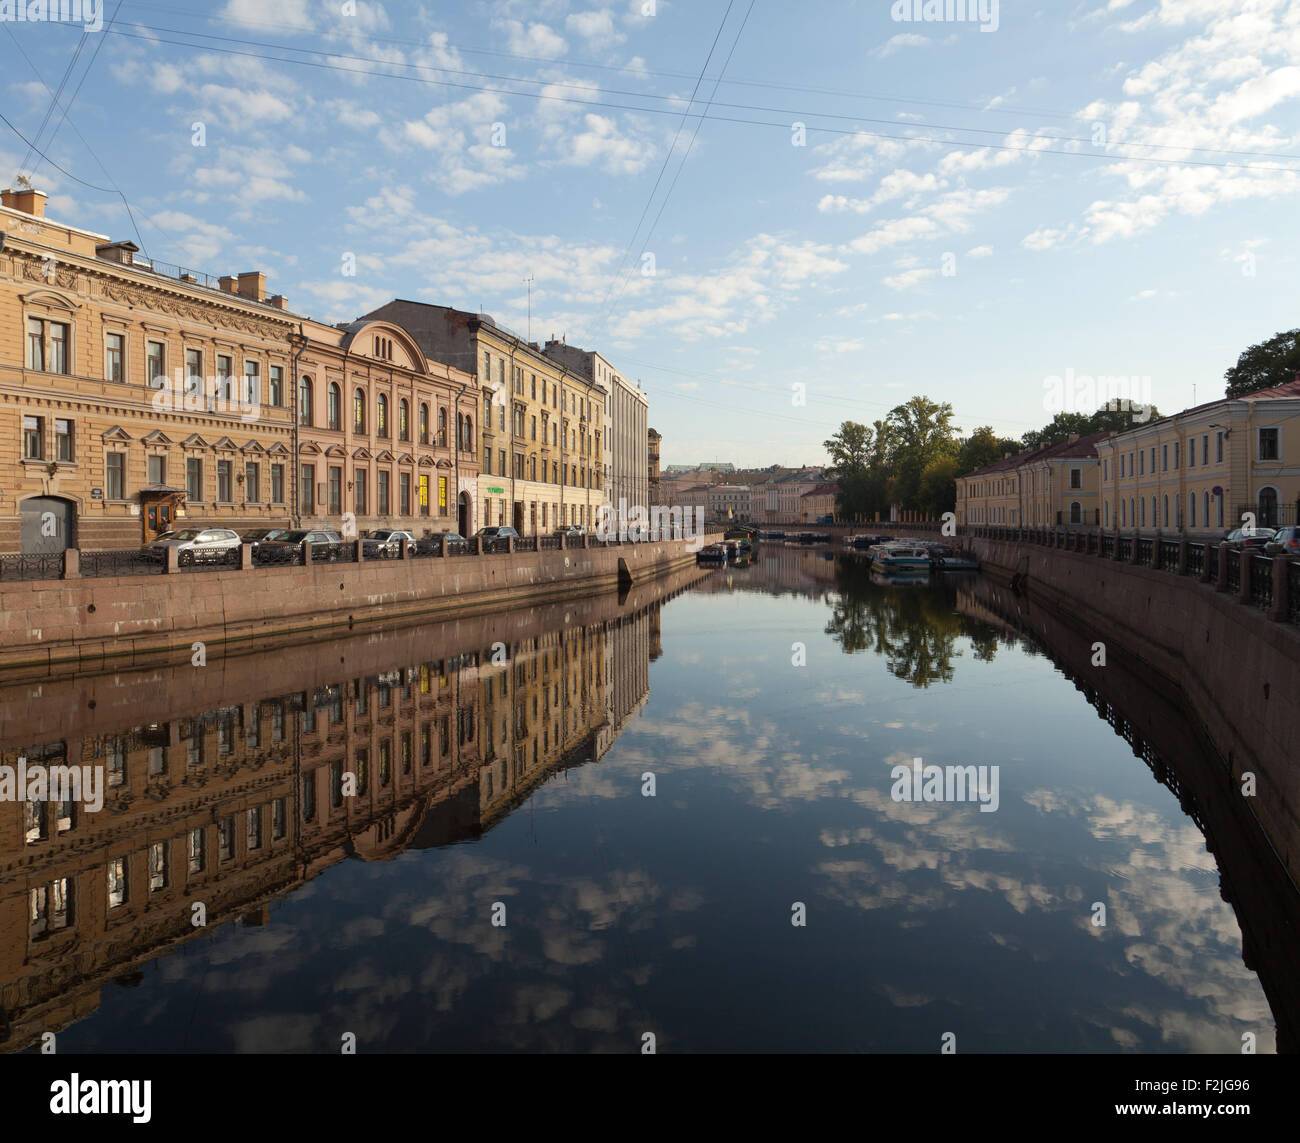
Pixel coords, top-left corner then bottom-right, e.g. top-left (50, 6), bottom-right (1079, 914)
top-left (2, 0), bottom-right (1299, 468)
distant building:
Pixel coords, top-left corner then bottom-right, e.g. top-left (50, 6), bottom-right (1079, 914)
top-left (648, 427), bottom-right (661, 504)
top-left (956, 434), bottom-right (1103, 529)
top-left (707, 484), bottom-right (752, 522)
top-left (799, 483), bottom-right (839, 523)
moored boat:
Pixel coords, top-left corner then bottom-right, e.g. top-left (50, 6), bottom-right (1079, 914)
top-left (697, 542), bottom-right (728, 565)
top-left (870, 542), bottom-right (932, 573)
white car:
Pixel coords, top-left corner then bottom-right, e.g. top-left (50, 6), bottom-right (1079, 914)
top-left (144, 527), bottom-right (243, 566)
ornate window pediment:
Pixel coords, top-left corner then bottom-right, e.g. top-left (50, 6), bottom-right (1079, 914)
top-left (101, 425), bottom-right (133, 441)
top-left (182, 433), bottom-right (209, 449)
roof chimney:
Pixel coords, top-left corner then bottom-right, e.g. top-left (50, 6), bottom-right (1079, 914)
top-left (237, 271), bottom-right (266, 302)
top-left (268, 294), bottom-right (289, 310)
top-left (218, 275), bottom-right (239, 294)
top-left (1, 187), bottom-right (47, 217)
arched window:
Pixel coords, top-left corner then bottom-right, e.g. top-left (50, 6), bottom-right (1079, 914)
top-left (398, 399), bottom-right (409, 441)
top-left (462, 414), bottom-right (473, 451)
top-left (328, 383), bottom-right (341, 431)
top-left (1258, 486), bottom-right (1279, 528)
top-left (1189, 492), bottom-right (1196, 528)
top-left (1105, 501), bottom-right (1110, 528)
top-left (438, 406), bottom-right (447, 446)
top-left (1203, 491), bottom-right (1209, 530)
top-left (376, 394), bottom-right (389, 438)
top-left (298, 376), bottom-right (313, 426)
top-left (419, 403), bottom-right (429, 444)
top-left (354, 389), bottom-right (366, 433)
top-left (1070, 501), bottom-right (1082, 525)
top-left (1163, 494), bottom-right (1169, 528)
top-left (456, 412), bottom-right (463, 450)
top-left (1151, 496), bottom-right (1156, 530)
top-left (1140, 498), bottom-right (1146, 527)
top-left (1121, 499), bottom-right (1127, 528)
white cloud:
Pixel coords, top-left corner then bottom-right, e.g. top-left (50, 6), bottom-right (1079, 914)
top-left (495, 19), bottom-right (567, 59)
top-left (966, 244), bottom-right (994, 257)
top-left (566, 9), bottom-right (626, 50)
top-left (872, 33), bottom-right (930, 59)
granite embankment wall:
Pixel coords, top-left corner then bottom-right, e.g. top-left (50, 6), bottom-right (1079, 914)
top-left (0, 535), bottom-right (720, 678)
top-left (956, 533), bottom-right (1300, 888)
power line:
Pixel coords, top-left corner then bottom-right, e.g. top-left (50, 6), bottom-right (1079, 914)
top-left (87, 21), bottom-right (1300, 171)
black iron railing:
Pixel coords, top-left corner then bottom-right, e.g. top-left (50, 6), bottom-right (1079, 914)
top-left (1226, 548), bottom-right (1240, 593)
top-left (0, 552), bottom-right (64, 580)
top-left (1159, 540), bottom-right (1180, 571)
top-left (1117, 537), bottom-right (1132, 561)
top-left (1101, 535), bottom-right (1114, 557)
top-left (1137, 539), bottom-right (1153, 565)
top-left (1185, 544), bottom-right (1205, 577)
top-left (1249, 555), bottom-right (1273, 611)
top-left (82, 549), bottom-right (166, 577)
top-left (1289, 563), bottom-right (1300, 624)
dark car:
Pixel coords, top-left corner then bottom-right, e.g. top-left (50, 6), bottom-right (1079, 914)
top-left (240, 527), bottom-right (291, 554)
top-left (253, 529), bottom-right (344, 564)
top-left (414, 532), bottom-right (467, 555)
top-left (1223, 525), bottom-right (1277, 549)
top-left (361, 528), bottom-right (417, 558)
top-left (474, 525), bottom-right (520, 553)
top-left (553, 524), bottom-right (586, 538)
top-left (1264, 525), bottom-right (1300, 555)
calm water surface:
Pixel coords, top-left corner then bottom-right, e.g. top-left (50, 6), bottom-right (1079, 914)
top-left (5, 547), bottom-right (1288, 1053)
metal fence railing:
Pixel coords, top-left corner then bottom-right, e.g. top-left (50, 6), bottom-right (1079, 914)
top-left (81, 550), bottom-right (166, 577)
top-left (0, 552), bottom-right (64, 580)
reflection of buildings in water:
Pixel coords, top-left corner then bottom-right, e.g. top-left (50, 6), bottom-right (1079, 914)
top-left (691, 546), bottom-right (841, 601)
top-left (953, 575), bottom-right (1300, 1054)
top-left (0, 591), bottom-right (673, 1053)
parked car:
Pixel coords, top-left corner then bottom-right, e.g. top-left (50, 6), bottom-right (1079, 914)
top-left (414, 532), bottom-right (466, 554)
top-left (252, 529), bottom-right (344, 564)
top-left (553, 525), bottom-right (586, 538)
top-left (1264, 525), bottom-right (1300, 555)
top-left (240, 527), bottom-right (291, 554)
top-left (1222, 526), bottom-right (1277, 549)
top-left (144, 527), bottom-right (242, 566)
top-left (473, 525), bottom-right (520, 552)
top-left (361, 528), bottom-right (417, 558)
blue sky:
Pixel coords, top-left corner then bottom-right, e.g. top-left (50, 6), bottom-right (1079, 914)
top-left (3, 0), bottom-right (1299, 467)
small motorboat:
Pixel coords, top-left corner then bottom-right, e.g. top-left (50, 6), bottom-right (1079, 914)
top-left (931, 546), bottom-right (979, 572)
top-left (697, 542), bottom-right (728, 565)
top-left (870, 542), bottom-right (932, 573)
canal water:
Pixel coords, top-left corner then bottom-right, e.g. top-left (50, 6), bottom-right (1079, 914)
top-left (3, 546), bottom-right (1292, 1053)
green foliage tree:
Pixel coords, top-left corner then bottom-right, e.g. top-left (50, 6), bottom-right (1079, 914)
top-left (1224, 330), bottom-right (1300, 397)
top-left (958, 425), bottom-right (1019, 472)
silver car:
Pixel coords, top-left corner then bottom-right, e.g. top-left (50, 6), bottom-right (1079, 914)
top-left (145, 527), bottom-right (242, 566)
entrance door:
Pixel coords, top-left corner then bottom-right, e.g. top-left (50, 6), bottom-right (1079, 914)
top-left (513, 501), bottom-right (524, 533)
top-left (458, 492), bottom-right (469, 537)
top-left (20, 496), bottom-right (75, 555)
top-left (145, 501), bottom-right (174, 540)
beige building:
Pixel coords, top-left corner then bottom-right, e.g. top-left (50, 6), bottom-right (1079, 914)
top-left (543, 340), bottom-right (647, 511)
top-left (956, 435), bottom-right (1102, 529)
top-left (0, 187), bottom-right (299, 552)
top-left (708, 483), bottom-right (752, 522)
top-left (1096, 381), bottom-right (1300, 535)
top-left (799, 482), bottom-right (840, 523)
top-left (363, 303), bottom-right (606, 535)
top-left (294, 316), bottom-right (478, 537)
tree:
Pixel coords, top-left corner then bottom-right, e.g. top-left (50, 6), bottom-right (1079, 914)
top-left (1019, 402), bottom-right (1164, 452)
top-left (888, 396), bottom-right (957, 510)
top-left (918, 454), bottom-right (962, 517)
top-left (1224, 330), bottom-right (1300, 397)
top-left (959, 426), bottom-right (1019, 472)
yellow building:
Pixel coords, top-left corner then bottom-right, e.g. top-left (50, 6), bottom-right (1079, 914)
top-left (294, 316), bottom-right (479, 537)
top-left (360, 303), bottom-right (607, 536)
top-left (956, 434), bottom-right (1102, 528)
top-left (1096, 381), bottom-right (1300, 535)
top-left (0, 187), bottom-right (299, 552)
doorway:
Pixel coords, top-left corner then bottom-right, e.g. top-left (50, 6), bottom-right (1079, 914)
top-left (513, 501), bottom-right (524, 533)
top-left (20, 496), bottom-right (76, 555)
top-left (458, 491), bottom-right (470, 537)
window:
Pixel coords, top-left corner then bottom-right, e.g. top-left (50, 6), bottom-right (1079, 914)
top-left (26, 318), bottom-right (44, 371)
top-left (23, 415), bottom-right (43, 459)
top-left (300, 464), bottom-right (315, 513)
top-left (185, 348), bottom-right (203, 399)
top-left (328, 466), bottom-right (342, 515)
top-left (217, 460), bottom-right (233, 502)
top-left (273, 797), bottom-right (286, 840)
top-left (1202, 433), bottom-right (1209, 465)
top-left (147, 455), bottom-right (166, 484)
top-left (299, 376), bottom-right (313, 425)
top-left (1163, 494), bottom-right (1169, 528)
top-left (1189, 492), bottom-right (1196, 528)
top-left (106, 451), bottom-right (125, 499)
top-left (149, 841), bottom-right (168, 891)
top-left (419, 474), bottom-right (430, 516)
top-left (378, 470), bottom-right (390, 516)
top-left (439, 475), bottom-right (448, 516)
top-left (482, 450), bottom-right (491, 476)
top-left (328, 382), bottom-right (341, 430)
top-left (51, 418), bottom-right (74, 462)
top-left (25, 318), bottom-right (70, 373)
top-left (219, 816), bottom-right (235, 862)
top-left (354, 468), bottom-right (367, 514)
top-left (1259, 427), bottom-right (1279, 461)
top-left (270, 365), bottom-right (283, 406)
top-left (1216, 432), bottom-right (1224, 463)
top-left (247, 806), bottom-right (262, 851)
top-left (217, 355), bottom-right (233, 403)
top-left (105, 332), bottom-right (124, 382)
top-left (271, 463), bottom-right (285, 503)
top-left (189, 829), bottom-right (205, 874)
top-left (108, 858), bottom-right (128, 908)
top-left (1162, 444), bottom-right (1168, 471)
top-left (1173, 442), bottom-right (1179, 469)
top-left (531, 415), bottom-right (537, 441)
top-left (354, 389), bottom-right (366, 433)
top-left (438, 406), bottom-right (447, 445)
top-left (377, 394), bottom-right (389, 438)
top-left (1069, 467), bottom-right (1081, 490)
top-left (245, 461), bottom-right (260, 502)
top-left (1138, 451), bottom-right (1144, 475)
top-left (420, 403), bottom-right (429, 444)
top-left (51, 322), bottom-right (68, 374)
top-left (147, 340), bottom-right (165, 388)
top-left (186, 457), bottom-right (204, 501)
top-left (244, 360), bottom-right (260, 404)
top-left (400, 472), bottom-right (411, 516)
top-left (1189, 438), bottom-right (1195, 467)
top-left (498, 449), bottom-right (505, 476)
top-left (399, 399), bottom-right (409, 441)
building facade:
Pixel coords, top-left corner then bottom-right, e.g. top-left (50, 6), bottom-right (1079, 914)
top-left (956, 436), bottom-right (1102, 529)
top-left (293, 316), bottom-right (479, 538)
top-left (0, 187), bottom-right (299, 552)
top-left (543, 340), bottom-right (647, 511)
top-left (1095, 382), bottom-right (1300, 535)
top-left (707, 483), bottom-right (752, 522)
top-left (647, 427), bottom-right (661, 505)
top-left (362, 303), bottom-right (607, 535)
